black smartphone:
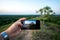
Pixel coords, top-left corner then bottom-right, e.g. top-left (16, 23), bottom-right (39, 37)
top-left (21, 20), bottom-right (40, 30)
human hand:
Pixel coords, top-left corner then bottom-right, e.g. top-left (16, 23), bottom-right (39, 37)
top-left (4, 18), bottom-right (26, 38)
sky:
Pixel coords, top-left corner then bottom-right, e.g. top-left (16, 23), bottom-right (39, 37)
top-left (0, 0), bottom-right (60, 15)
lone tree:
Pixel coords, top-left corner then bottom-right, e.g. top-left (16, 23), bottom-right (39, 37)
top-left (37, 6), bottom-right (55, 30)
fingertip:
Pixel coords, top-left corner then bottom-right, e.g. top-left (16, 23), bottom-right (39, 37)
top-left (19, 18), bottom-right (26, 22)
top-left (21, 18), bottom-right (26, 20)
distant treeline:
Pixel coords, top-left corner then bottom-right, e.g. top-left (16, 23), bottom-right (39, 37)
top-left (0, 15), bottom-right (39, 26)
top-left (0, 15), bottom-right (60, 26)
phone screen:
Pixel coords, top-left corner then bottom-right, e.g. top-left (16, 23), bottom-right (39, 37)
top-left (21, 20), bottom-right (40, 30)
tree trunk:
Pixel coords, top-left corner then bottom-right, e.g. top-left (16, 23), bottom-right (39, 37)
top-left (40, 21), bottom-right (44, 30)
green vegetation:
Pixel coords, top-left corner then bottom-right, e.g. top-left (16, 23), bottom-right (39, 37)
top-left (32, 16), bottom-right (60, 40)
top-left (0, 23), bottom-right (13, 32)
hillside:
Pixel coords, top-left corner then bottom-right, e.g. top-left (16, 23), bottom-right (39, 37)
top-left (0, 15), bottom-right (60, 40)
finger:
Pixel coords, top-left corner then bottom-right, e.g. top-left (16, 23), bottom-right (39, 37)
top-left (16, 22), bottom-right (23, 26)
top-left (18, 18), bottom-right (26, 22)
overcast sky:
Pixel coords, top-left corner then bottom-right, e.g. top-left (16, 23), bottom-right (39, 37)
top-left (0, 0), bottom-right (60, 15)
